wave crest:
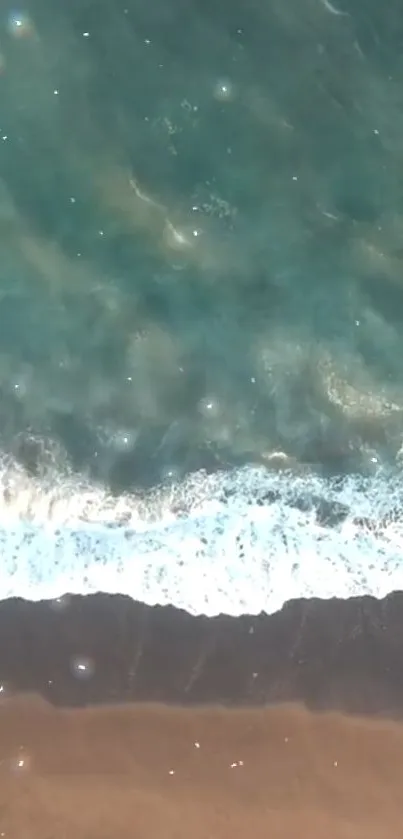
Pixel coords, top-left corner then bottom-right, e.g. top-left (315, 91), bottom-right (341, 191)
top-left (1, 459), bottom-right (403, 615)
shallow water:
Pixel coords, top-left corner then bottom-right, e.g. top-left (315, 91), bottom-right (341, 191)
top-left (1, 0), bottom-right (403, 608)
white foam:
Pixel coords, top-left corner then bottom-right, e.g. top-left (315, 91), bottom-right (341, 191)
top-left (1, 460), bottom-right (403, 616)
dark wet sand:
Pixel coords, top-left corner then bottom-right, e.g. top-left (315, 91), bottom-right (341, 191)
top-left (2, 592), bottom-right (403, 836)
top-left (1, 592), bottom-right (403, 712)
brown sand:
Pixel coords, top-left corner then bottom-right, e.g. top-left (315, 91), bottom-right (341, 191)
top-left (1, 591), bottom-right (403, 836)
top-left (0, 694), bottom-right (402, 838)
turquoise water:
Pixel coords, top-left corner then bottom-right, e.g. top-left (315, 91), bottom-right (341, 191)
top-left (1, 1), bottom-right (403, 612)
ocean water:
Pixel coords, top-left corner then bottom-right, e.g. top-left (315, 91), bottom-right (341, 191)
top-left (1, 0), bottom-right (403, 614)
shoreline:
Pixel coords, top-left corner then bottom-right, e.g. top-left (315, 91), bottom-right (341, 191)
top-left (1, 591), bottom-right (403, 715)
top-left (2, 591), bottom-right (403, 835)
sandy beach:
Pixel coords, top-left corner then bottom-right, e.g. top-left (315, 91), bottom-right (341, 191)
top-left (0, 592), bottom-right (402, 836)
top-left (1, 694), bottom-right (402, 838)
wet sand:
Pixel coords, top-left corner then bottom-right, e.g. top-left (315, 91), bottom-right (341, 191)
top-left (1, 592), bottom-right (403, 712)
top-left (2, 592), bottom-right (403, 836)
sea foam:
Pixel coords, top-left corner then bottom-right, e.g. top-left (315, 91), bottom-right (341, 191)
top-left (0, 460), bottom-right (403, 616)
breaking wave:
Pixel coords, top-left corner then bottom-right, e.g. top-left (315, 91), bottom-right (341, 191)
top-left (1, 455), bottom-right (403, 616)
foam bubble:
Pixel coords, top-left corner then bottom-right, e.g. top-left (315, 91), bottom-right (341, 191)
top-left (0, 459), bottom-right (403, 616)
